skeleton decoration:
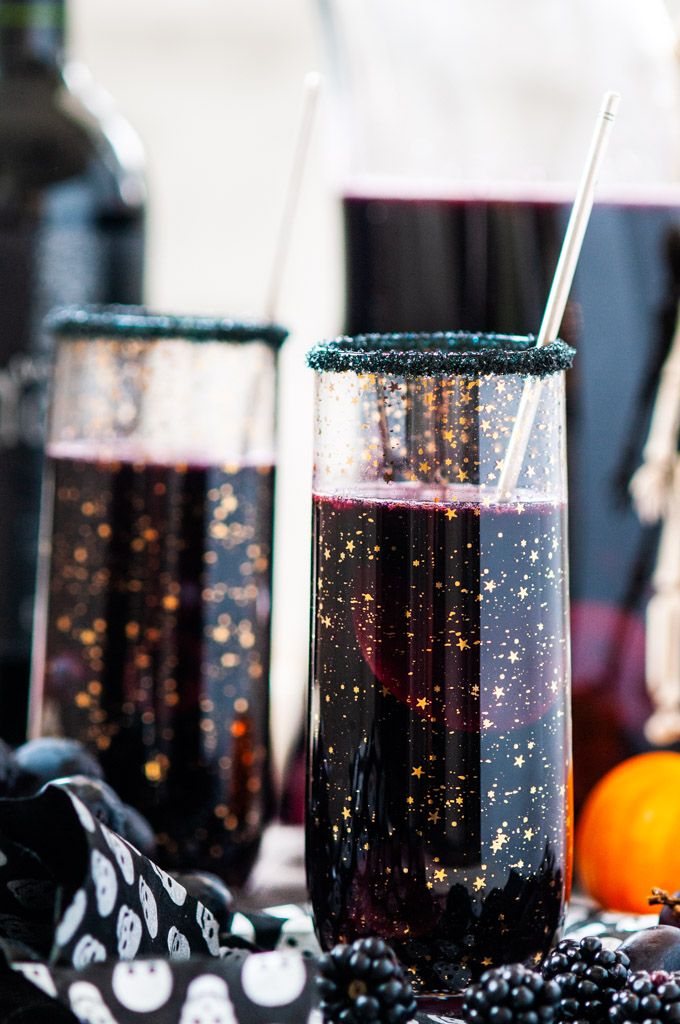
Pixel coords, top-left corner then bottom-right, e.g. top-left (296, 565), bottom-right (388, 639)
top-left (630, 301), bottom-right (680, 743)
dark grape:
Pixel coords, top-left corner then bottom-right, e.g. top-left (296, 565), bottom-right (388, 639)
top-left (173, 871), bottom-right (234, 927)
top-left (13, 738), bottom-right (103, 796)
top-left (619, 927), bottom-right (680, 973)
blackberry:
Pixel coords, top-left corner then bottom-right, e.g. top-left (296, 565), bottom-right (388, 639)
top-left (317, 938), bottom-right (418, 1024)
top-left (463, 964), bottom-right (561, 1024)
top-left (610, 971), bottom-right (680, 1024)
top-left (542, 936), bottom-right (630, 1022)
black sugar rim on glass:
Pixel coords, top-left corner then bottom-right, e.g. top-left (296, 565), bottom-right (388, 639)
top-left (47, 306), bottom-right (288, 348)
top-left (306, 332), bottom-right (575, 377)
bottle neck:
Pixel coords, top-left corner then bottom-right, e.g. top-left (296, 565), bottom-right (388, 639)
top-left (0, 0), bottom-right (65, 73)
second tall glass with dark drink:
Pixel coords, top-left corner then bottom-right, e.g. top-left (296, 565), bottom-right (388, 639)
top-left (30, 307), bottom-right (286, 885)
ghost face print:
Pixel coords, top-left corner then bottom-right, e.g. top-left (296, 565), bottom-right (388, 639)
top-left (276, 914), bottom-right (321, 957)
top-left (68, 794), bottom-right (96, 833)
top-left (179, 975), bottom-right (237, 1024)
top-left (102, 829), bottom-right (134, 886)
top-left (56, 888), bottom-right (87, 947)
top-left (168, 926), bottom-right (191, 960)
top-left (12, 963), bottom-right (56, 998)
top-left (112, 960), bottom-right (173, 1013)
top-left (69, 981), bottom-right (119, 1024)
top-left (116, 904), bottom-right (142, 960)
top-left (72, 934), bottom-right (107, 969)
top-left (138, 876), bottom-right (158, 938)
top-left (241, 951), bottom-right (307, 1007)
top-left (229, 912), bottom-right (256, 944)
top-left (196, 901), bottom-right (220, 956)
top-left (91, 851), bottom-right (117, 917)
top-left (150, 863), bottom-right (187, 906)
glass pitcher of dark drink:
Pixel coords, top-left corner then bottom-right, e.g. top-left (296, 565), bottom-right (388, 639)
top-left (317, 0), bottom-right (680, 811)
top-left (30, 307), bottom-right (286, 886)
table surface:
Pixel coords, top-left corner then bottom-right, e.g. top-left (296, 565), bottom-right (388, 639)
top-left (243, 821), bottom-right (658, 936)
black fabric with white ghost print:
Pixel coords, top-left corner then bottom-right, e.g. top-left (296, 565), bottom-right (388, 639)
top-left (11, 952), bottom-right (319, 1024)
top-left (0, 785), bottom-right (322, 1024)
top-left (0, 785), bottom-right (224, 966)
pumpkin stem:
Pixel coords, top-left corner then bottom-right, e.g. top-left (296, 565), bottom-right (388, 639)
top-left (649, 887), bottom-right (680, 913)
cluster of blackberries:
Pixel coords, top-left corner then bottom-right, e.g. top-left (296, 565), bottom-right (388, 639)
top-left (610, 972), bottom-right (680, 1024)
top-left (542, 936), bottom-right (630, 1022)
top-left (463, 964), bottom-right (562, 1024)
top-left (463, 954), bottom-right (680, 1024)
top-left (318, 933), bottom-right (680, 1024)
top-left (317, 938), bottom-right (417, 1024)
top-left (466, 938), bottom-right (633, 1024)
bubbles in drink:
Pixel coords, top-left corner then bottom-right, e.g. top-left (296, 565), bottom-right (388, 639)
top-left (37, 443), bottom-right (274, 885)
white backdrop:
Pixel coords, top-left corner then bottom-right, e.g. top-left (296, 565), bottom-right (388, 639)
top-left (70, 0), bottom-right (342, 783)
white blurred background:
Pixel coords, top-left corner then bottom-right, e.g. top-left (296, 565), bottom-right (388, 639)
top-left (69, 0), bottom-right (341, 784)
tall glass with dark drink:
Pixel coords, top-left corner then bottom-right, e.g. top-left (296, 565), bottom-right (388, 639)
top-left (30, 307), bottom-right (286, 886)
top-left (306, 333), bottom-right (574, 994)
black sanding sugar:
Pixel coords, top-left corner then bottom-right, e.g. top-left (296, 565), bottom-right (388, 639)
top-left (306, 332), bottom-right (575, 377)
top-left (47, 305), bottom-right (288, 348)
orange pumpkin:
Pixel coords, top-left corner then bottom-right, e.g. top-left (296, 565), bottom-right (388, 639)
top-left (576, 751), bottom-right (680, 913)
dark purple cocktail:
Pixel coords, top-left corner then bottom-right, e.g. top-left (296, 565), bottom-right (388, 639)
top-left (309, 487), bottom-right (570, 990)
top-left (30, 309), bottom-right (285, 886)
top-left (306, 336), bottom-right (574, 994)
top-left (36, 446), bottom-right (273, 883)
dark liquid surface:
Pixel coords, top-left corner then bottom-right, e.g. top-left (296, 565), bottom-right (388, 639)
top-left (342, 192), bottom-right (680, 808)
top-left (37, 448), bottom-right (273, 885)
top-left (308, 487), bottom-right (571, 991)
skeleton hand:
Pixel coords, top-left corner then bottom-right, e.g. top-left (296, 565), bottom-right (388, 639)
top-left (630, 459), bottom-right (675, 524)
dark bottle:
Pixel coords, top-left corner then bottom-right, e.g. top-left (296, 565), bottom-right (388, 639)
top-left (0, 0), bottom-right (145, 743)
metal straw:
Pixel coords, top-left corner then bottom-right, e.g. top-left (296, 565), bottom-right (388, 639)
top-left (496, 91), bottom-right (620, 501)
